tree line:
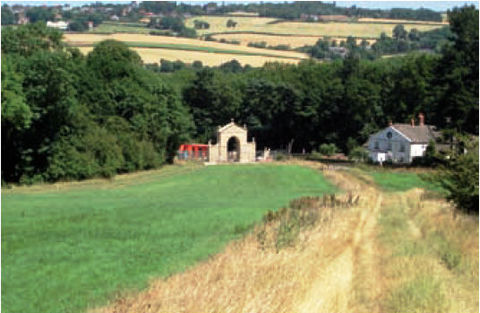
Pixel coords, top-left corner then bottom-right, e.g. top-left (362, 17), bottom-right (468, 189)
top-left (176, 7), bottom-right (477, 153)
top-left (2, 24), bottom-right (193, 184)
top-left (1, 6), bottom-right (477, 188)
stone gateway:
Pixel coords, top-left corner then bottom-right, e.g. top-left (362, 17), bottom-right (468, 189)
top-left (208, 119), bottom-right (256, 163)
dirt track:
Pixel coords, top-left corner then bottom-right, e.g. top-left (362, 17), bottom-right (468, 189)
top-left (94, 166), bottom-right (478, 313)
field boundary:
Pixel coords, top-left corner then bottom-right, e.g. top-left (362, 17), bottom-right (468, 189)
top-left (67, 42), bottom-right (307, 60)
top-left (206, 30), bottom-right (378, 40)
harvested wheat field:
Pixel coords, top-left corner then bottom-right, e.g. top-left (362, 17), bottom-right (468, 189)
top-left (185, 16), bottom-right (278, 34)
top-left (357, 17), bottom-right (448, 25)
top-left (186, 16), bottom-right (442, 37)
top-left (63, 33), bottom-right (308, 60)
top-left (95, 164), bottom-right (478, 313)
top-left (76, 46), bottom-right (302, 66)
top-left (211, 33), bottom-right (377, 48)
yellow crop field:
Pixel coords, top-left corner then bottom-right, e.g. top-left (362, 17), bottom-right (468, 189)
top-left (211, 33), bottom-right (376, 48)
top-left (63, 33), bottom-right (308, 60)
top-left (76, 46), bottom-right (302, 66)
top-left (226, 11), bottom-right (259, 16)
top-left (185, 16), bottom-right (278, 34)
top-left (186, 16), bottom-right (442, 38)
top-left (357, 17), bottom-right (447, 25)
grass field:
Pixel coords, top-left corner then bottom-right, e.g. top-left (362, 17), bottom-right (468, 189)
top-left (95, 166), bottom-right (478, 313)
top-left (366, 170), bottom-right (443, 193)
top-left (2, 164), bottom-right (336, 313)
top-left (378, 190), bottom-right (478, 313)
top-left (186, 16), bottom-right (442, 38)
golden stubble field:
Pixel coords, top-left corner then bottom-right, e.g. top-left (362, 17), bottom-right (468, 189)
top-left (65, 33), bottom-right (308, 66)
top-left (186, 16), bottom-right (442, 37)
top-left (357, 17), bottom-right (448, 25)
top-left (76, 46), bottom-right (302, 66)
top-left (211, 33), bottom-right (377, 48)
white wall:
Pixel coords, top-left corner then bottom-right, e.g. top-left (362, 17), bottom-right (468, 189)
top-left (367, 126), bottom-right (411, 163)
top-left (410, 144), bottom-right (428, 161)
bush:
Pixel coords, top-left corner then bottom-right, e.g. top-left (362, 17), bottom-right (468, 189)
top-left (226, 19), bottom-right (237, 28)
top-left (348, 146), bottom-right (369, 162)
top-left (307, 151), bottom-right (323, 161)
top-left (248, 41), bottom-right (267, 48)
top-left (269, 44), bottom-right (291, 50)
top-left (429, 137), bottom-right (479, 214)
top-left (318, 143), bottom-right (338, 156)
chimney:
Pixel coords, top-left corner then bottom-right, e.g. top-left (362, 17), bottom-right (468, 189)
top-left (411, 118), bottom-right (415, 127)
top-left (388, 120), bottom-right (393, 126)
top-left (418, 113), bottom-right (425, 126)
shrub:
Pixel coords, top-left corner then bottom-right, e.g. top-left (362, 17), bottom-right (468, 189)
top-left (248, 41), bottom-right (267, 48)
top-left (428, 137), bottom-right (479, 214)
top-left (306, 151), bottom-right (323, 161)
top-left (348, 146), bottom-right (369, 162)
top-left (318, 143), bottom-right (338, 156)
top-left (226, 19), bottom-right (237, 28)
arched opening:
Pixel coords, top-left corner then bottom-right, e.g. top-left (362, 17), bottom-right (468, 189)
top-left (227, 136), bottom-right (240, 162)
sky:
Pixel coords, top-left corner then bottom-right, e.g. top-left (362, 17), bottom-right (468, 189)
top-left (2, 0), bottom-right (478, 11)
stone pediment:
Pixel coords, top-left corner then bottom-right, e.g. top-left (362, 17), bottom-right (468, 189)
top-left (218, 119), bottom-right (247, 134)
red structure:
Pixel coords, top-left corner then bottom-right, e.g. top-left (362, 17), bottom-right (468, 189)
top-left (178, 144), bottom-right (209, 160)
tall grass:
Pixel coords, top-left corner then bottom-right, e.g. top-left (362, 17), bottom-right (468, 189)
top-left (377, 190), bottom-right (478, 313)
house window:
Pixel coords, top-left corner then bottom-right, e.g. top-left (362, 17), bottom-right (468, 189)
top-left (387, 131), bottom-right (392, 139)
top-left (374, 141), bottom-right (379, 149)
top-left (400, 144), bottom-right (405, 152)
top-left (387, 142), bottom-right (392, 151)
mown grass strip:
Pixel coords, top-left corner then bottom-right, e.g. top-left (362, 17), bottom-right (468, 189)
top-left (366, 170), bottom-right (443, 193)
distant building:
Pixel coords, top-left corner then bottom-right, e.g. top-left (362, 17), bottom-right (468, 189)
top-left (328, 46), bottom-right (348, 58)
top-left (16, 12), bottom-right (29, 24)
top-left (366, 113), bottom-right (441, 164)
top-left (46, 21), bottom-right (69, 30)
top-left (110, 15), bottom-right (120, 21)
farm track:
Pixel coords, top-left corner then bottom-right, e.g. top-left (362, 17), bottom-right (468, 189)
top-left (95, 165), bottom-right (478, 313)
top-left (96, 167), bottom-right (388, 313)
top-left (296, 171), bottom-right (384, 313)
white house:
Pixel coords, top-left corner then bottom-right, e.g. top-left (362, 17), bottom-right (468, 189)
top-left (367, 113), bottom-right (440, 164)
top-left (46, 21), bottom-right (69, 30)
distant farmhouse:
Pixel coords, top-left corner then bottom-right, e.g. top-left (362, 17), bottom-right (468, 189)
top-left (46, 21), bottom-right (69, 30)
top-left (366, 113), bottom-right (441, 164)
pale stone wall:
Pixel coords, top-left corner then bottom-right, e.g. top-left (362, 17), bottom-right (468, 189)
top-left (207, 121), bottom-right (256, 163)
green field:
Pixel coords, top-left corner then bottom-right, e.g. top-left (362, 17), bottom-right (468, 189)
top-left (367, 170), bottom-right (443, 192)
top-left (2, 164), bottom-right (336, 313)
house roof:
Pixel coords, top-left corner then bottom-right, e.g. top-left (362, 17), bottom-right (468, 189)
top-left (391, 124), bottom-right (440, 143)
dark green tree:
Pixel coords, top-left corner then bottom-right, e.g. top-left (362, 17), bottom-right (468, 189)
top-left (393, 24), bottom-right (408, 40)
top-left (1, 5), bottom-right (15, 25)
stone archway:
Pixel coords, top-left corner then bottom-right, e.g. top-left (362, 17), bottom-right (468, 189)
top-left (207, 119), bottom-right (256, 163)
top-left (227, 136), bottom-right (240, 162)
